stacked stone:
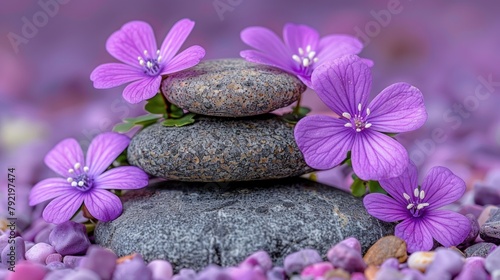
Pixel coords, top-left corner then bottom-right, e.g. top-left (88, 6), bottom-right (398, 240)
top-left (95, 59), bottom-right (393, 271)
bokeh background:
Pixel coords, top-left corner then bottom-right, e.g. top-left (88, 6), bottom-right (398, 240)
top-left (1, 0), bottom-right (499, 228)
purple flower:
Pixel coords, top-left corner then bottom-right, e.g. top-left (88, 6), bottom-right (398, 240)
top-left (29, 132), bottom-right (149, 224)
top-left (363, 162), bottom-right (471, 253)
top-left (294, 55), bottom-right (427, 180)
top-left (90, 19), bottom-right (205, 104)
top-left (240, 23), bottom-right (370, 87)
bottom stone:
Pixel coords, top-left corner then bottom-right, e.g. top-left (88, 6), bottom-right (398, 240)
top-left (95, 178), bottom-right (393, 271)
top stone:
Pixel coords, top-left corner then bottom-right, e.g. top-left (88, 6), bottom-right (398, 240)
top-left (162, 59), bottom-right (306, 117)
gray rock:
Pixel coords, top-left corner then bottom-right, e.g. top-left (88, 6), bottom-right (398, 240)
top-left (95, 178), bottom-right (394, 272)
top-left (464, 242), bottom-right (497, 258)
top-left (162, 59), bottom-right (306, 117)
top-left (480, 209), bottom-right (500, 243)
top-left (127, 114), bottom-right (312, 182)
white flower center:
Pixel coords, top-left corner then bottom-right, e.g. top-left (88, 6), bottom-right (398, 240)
top-left (67, 162), bottom-right (92, 191)
top-left (292, 45), bottom-right (319, 68)
top-left (137, 49), bottom-right (162, 76)
top-left (342, 103), bottom-right (372, 133)
top-left (403, 188), bottom-right (430, 217)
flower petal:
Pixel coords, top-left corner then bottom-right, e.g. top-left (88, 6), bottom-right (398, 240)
top-left (43, 191), bottom-right (84, 224)
top-left (86, 132), bottom-right (130, 176)
top-left (161, 45), bottom-right (205, 75)
top-left (363, 193), bottom-right (409, 222)
top-left (367, 83), bottom-right (427, 133)
top-left (395, 218), bottom-right (434, 253)
top-left (29, 178), bottom-right (72, 206)
top-left (283, 23), bottom-right (319, 54)
top-left (94, 166), bottom-right (149, 190)
top-left (122, 75), bottom-right (162, 104)
top-left (44, 138), bottom-right (84, 178)
top-left (90, 63), bottom-right (142, 89)
top-left (379, 161), bottom-right (419, 206)
top-left (294, 115), bottom-right (354, 170)
top-left (421, 166), bottom-right (466, 210)
top-left (241, 26), bottom-right (291, 65)
top-left (316, 35), bottom-right (363, 62)
top-left (84, 190), bottom-right (123, 222)
top-left (423, 210), bottom-right (471, 247)
top-left (351, 130), bottom-right (409, 181)
top-left (311, 55), bottom-right (371, 115)
top-left (159, 18), bottom-right (195, 63)
top-left (240, 50), bottom-right (293, 74)
top-left (106, 21), bottom-right (158, 65)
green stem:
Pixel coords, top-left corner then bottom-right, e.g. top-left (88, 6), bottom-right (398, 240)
top-left (292, 94), bottom-right (302, 115)
top-left (160, 76), bottom-right (171, 118)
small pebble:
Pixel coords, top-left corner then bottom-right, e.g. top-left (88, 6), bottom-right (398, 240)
top-left (63, 255), bottom-right (86, 268)
top-left (464, 242), bottom-right (497, 258)
top-left (196, 265), bottom-right (231, 280)
top-left (455, 257), bottom-right (488, 280)
top-left (79, 245), bottom-right (117, 280)
top-left (374, 267), bottom-right (404, 280)
top-left (46, 253), bottom-right (63, 264)
top-left (480, 208), bottom-right (500, 243)
top-left (300, 262), bottom-right (333, 278)
top-left (266, 267), bottom-right (285, 280)
top-left (425, 248), bottom-right (464, 279)
top-left (49, 221), bottom-right (91, 256)
top-left (400, 268), bottom-right (425, 280)
top-left (1, 236), bottom-right (25, 266)
top-left (25, 242), bottom-right (56, 264)
top-left (226, 265), bottom-right (266, 280)
top-left (24, 241), bottom-right (35, 252)
top-left (240, 251), bottom-right (272, 271)
top-left (474, 183), bottom-right (500, 206)
top-left (486, 246), bottom-right (500, 274)
top-left (351, 272), bottom-right (368, 280)
top-left (458, 204), bottom-right (484, 219)
top-left (46, 261), bottom-right (67, 270)
top-left (381, 258), bottom-right (399, 269)
top-left (5, 261), bottom-right (47, 280)
top-left (339, 237), bottom-right (362, 254)
top-left (112, 254), bottom-right (152, 280)
top-left (478, 206), bottom-right (499, 227)
top-left (284, 249), bottom-right (322, 275)
top-left (460, 214), bottom-right (480, 246)
top-left (327, 242), bottom-right (366, 273)
top-left (172, 268), bottom-right (197, 280)
top-left (34, 227), bottom-right (53, 244)
top-left (363, 235), bottom-right (407, 266)
top-left (63, 269), bottom-right (101, 280)
top-left (407, 251), bottom-right (435, 272)
top-left (322, 268), bottom-right (350, 280)
top-left (363, 265), bottom-right (379, 280)
top-left (147, 260), bottom-right (173, 280)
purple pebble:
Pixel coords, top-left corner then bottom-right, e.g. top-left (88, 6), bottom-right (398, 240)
top-left (112, 254), bottom-right (152, 280)
top-left (351, 272), bottom-right (368, 280)
top-left (458, 204), bottom-right (484, 220)
top-left (327, 243), bottom-right (366, 273)
top-left (375, 267), bottom-right (404, 280)
top-left (6, 261), bottom-right (47, 280)
top-left (64, 269), bottom-right (101, 280)
top-left (46, 253), bottom-right (63, 264)
top-left (1, 236), bottom-right (25, 266)
top-left (63, 255), bottom-right (86, 268)
top-left (44, 269), bottom-right (74, 280)
top-left (486, 246), bottom-right (500, 274)
top-left (147, 260), bottom-right (173, 280)
top-left (425, 248), bottom-right (464, 279)
top-left (401, 268), bottom-right (425, 280)
top-left (240, 251), bottom-right (272, 271)
top-left (79, 245), bottom-right (117, 280)
top-left (196, 265), bottom-right (232, 280)
top-left (34, 226), bottom-right (53, 244)
top-left (460, 214), bottom-right (480, 246)
top-left (381, 258), bottom-right (399, 270)
top-left (49, 221), bottom-right (90, 256)
top-left (455, 257), bottom-right (488, 280)
top-left (25, 242), bottom-right (56, 264)
top-left (301, 262), bottom-right (333, 278)
top-left (339, 237), bottom-right (362, 254)
top-left (266, 267), bottom-right (285, 280)
top-left (226, 265), bottom-right (266, 280)
top-left (283, 249), bottom-right (322, 275)
top-left (172, 268), bottom-right (197, 280)
top-left (46, 261), bottom-right (68, 270)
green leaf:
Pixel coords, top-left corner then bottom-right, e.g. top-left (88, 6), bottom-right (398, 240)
top-left (368, 180), bottom-right (387, 194)
top-left (162, 113), bottom-right (196, 127)
top-left (145, 93), bottom-right (166, 114)
top-left (113, 122), bottom-right (136, 133)
top-left (169, 104), bottom-right (184, 119)
top-left (124, 114), bottom-right (161, 124)
top-left (350, 178), bottom-right (366, 197)
top-left (384, 132), bottom-right (398, 137)
top-left (281, 106), bottom-right (311, 124)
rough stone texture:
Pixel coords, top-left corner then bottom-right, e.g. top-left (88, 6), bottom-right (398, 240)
top-left (363, 236), bottom-right (407, 266)
top-left (95, 178), bottom-right (394, 272)
top-left (480, 208), bottom-right (500, 243)
top-left (162, 59), bottom-right (306, 117)
top-left (127, 114), bottom-right (312, 182)
top-left (464, 242), bottom-right (497, 258)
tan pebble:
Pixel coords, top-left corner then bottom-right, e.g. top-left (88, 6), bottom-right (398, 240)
top-left (363, 235), bottom-right (408, 266)
top-left (364, 265), bottom-right (379, 280)
top-left (407, 251), bottom-right (435, 272)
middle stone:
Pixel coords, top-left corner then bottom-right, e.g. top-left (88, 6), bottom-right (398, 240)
top-left (162, 59), bottom-right (306, 117)
top-left (127, 114), bottom-right (312, 182)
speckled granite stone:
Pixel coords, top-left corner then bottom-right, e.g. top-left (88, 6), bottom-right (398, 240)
top-left (127, 114), bottom-right (312, 182)
top-left (95, 178), bottom-right (394, 271)
top-left (162, 59), bottom-right (306, 117)
top-left (480, 208), bottom-right (500, 243)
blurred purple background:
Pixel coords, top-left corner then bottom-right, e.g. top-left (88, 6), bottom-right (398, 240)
top-left (1, 0), bottom-right (499, 226)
